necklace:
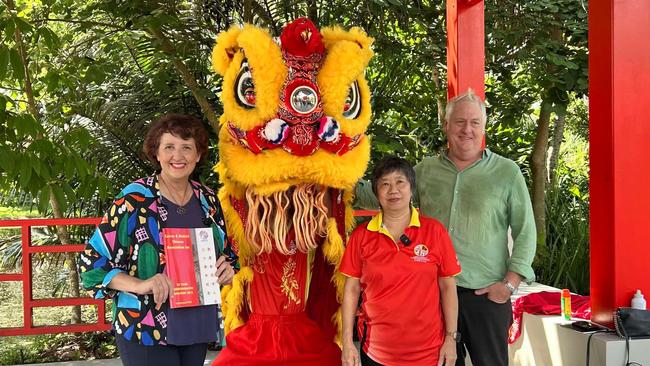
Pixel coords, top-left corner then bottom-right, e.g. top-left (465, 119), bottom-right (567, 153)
top-left (159, 175), bottom-right (191, 215)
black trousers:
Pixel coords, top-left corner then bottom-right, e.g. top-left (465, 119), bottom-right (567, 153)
top-left (360, 348), bottom-right (384, 366)
top-left (455, 287), bottom-right (512, 366)
top-left (116, 334), bottom-right (208, 366)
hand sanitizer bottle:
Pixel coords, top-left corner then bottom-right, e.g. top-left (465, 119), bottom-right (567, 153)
top-left (632, 289), bottom-right (646, 310)
top-left (561, 289), bottom-right (571, 320)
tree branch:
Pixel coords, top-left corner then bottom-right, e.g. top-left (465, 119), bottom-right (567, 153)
top-left (7, 0), bottom-right (39, 120)
top-left (37, 17), bottom-right (127, 30)
top-left (0, 85), bottom-right (24, 92)
top-left (124, 42), bottom-right (146, 75)
top-left (147, 25), bottom-right (220, 132)
top-left (548, 104), bottom-right (567, 184)
top-left (244, 0), bottom-right (253, 23)
top-left (431, 67), bottom-right (445, 127)
top-left (530, 99), bottom-right (551, 249)
top-left (307, 0), bottom-right (318, 24)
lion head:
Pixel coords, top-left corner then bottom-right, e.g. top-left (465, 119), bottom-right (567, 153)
top-left (212, 18), bottom-right (373, 256)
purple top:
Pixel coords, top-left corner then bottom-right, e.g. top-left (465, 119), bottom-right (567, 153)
top-left (163, 195), bottom-right (221, 346)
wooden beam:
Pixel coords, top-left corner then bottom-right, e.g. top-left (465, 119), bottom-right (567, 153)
top-left (446, 0), bottom-right (485, 100)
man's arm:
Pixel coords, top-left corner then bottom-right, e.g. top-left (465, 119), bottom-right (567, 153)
top-left (507, 168), bottom-right (537, 284)
top-left (475, 165), bottom-right (536, 301)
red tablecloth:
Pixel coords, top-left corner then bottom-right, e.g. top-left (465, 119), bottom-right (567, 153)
top-left (509, 291), bottom-right (591, 343)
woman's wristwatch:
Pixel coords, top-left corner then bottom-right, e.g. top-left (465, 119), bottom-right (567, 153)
top-left (446, 331), bottom-right (461, 342)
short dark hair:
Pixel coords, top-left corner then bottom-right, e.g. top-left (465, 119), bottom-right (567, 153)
top-left (143, 114), bottom-right (210, 168)
top-left (371, 155), bottom-right (416, 197)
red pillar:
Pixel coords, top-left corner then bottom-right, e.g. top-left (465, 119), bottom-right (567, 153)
top-left (446, 0), bottom-right (485, 100)
top-left (589, 0), bottom-right (650, 325)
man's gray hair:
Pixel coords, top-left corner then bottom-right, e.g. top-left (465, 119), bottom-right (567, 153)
top-left (444, 88), bottom-right (487, 124)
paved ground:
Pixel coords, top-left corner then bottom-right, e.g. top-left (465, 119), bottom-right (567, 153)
top-left (13, 351), bottom-right (219, 366)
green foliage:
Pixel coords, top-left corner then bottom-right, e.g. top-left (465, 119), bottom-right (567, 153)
top-left (0, 262), bottom-right (116, 364)
top-left (534, 177), bottom-right (589, 294)
top-left (0, 0), bottom-right (227, 220)
top-left (533, 128), bottom-right (590, 294)
top-left (0, 0), bottom-right (590, 299)
top-left (0, 223), bottom-right (94, 270)
top-left (0, 332), bottom-right (117, 365)
top-left (486, 0), bottom-right (588, 100)
top-left (485, 0), bottom-right (588, 163)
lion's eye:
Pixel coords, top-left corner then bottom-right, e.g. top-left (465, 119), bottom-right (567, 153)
top-left (235, 60), bottom-right (256, 108)
top-left (342, 81), bottom-right (361, 119)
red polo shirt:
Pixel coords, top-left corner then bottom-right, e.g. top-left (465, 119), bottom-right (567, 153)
top-left (340, 209), bottom-right (461, 365)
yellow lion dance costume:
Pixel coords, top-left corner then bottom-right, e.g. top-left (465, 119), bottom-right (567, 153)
top-left (210, 18), bottom-right (373, 365)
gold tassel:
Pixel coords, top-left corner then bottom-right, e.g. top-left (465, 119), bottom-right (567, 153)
top-left (222, 266), bottom-right (254, 334)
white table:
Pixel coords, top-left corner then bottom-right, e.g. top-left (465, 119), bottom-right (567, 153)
top-left (508, 283), bottom-right (650, 366)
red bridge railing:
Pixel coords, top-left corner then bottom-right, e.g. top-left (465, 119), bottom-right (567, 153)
top-left (0, 218), bottom-right (110, 336)
top-left (0, 211), bottom-right (377, 337)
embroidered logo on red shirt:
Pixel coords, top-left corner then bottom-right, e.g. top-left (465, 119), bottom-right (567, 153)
top-left (411, 244), bottom-right (431, 263)
top-left (414, 244), bottom-right (429, 256)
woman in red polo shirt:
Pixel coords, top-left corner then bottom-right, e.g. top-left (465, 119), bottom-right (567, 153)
top-left (341, 156), bottom-right (461, 366)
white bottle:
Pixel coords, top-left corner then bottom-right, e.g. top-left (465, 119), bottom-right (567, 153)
top-left (631, 289), bottom-right (647, 310)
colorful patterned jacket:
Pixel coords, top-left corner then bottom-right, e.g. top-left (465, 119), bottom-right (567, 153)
top-left (78, 174), bottom-right (237, 346)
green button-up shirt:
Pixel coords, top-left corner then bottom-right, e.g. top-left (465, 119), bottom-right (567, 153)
top-left (356, 149), bottom-right (536, 289)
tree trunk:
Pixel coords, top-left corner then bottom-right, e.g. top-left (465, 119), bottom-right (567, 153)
top-left (50, 189), bottom-right (82, 324)
top-left (546, 25), bottom-right (567, 186)
top-left (548, 104), bottom-right (567, 184)
top-left (243, 0), bottom-right (253, 23)
top-left (531, 25), bottom-right (564, 252)
top-left (148, 26), bottom-right (220, 133)
top-left (431, 67), bottom-right (445, 127)
top-left (7, 0), bottom-right (82, 324)
top-left (307, 0), bottom-right (318, 23)
top-left (7, 0), bottom-right (38, 119)
top-left (530, 99), bottom-right (552, 249)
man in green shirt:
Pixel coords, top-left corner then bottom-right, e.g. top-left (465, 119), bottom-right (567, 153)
top-left (356, 89), bottom-right (536, 366)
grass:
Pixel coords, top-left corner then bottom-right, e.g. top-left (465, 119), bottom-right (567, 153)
top-left (0, 206), bottom-right (118, 364)
top-left (0, 256), bottom-right (117, 365)
top-left (0, 266), bottom-right (117, 364)
top-left (0, 207), bottom-right (39, 220)
top-left (0, 332), bottom-right (117, 365)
